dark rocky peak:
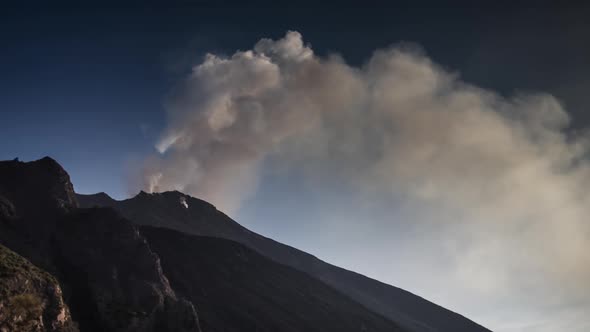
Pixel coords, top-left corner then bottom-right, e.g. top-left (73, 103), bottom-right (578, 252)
top-left (77, 190), bottom-right (244, 241)
top-left (132, 191), bottom-right (216, 211)
top-left (78, 190), bottom-right (217, 214)
top-left (75, 192), bottom-right (117, 208)
top-left (0, 157), bottom-right (78, 218)
top-left (0, 158), bottom-right (201, 332)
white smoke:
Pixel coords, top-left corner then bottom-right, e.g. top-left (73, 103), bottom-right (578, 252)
top-left (142, 31), bottom-right (590, 331)
top-left (179, 196), bottom-right (189, 209)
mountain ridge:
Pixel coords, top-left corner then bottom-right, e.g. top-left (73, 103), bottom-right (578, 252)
top-left (1, 156), bottom-right (413, 332)
top-left (141, 225), bottom-right (404, 332)
top-left (0, 243), bottom-right (77, 332)
top-left (78, 190), bottom-right (491, 332)
top-left (0, 157), bottom-right (201, 332)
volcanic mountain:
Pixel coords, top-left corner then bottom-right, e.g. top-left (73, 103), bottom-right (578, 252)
top-left (0, 156), bottom-right (490, 331)
top-left (78, 190), bottom-right (490, 332)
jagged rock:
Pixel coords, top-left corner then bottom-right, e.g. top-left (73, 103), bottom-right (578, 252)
top-left (0, 158), bottom-right (201, 332)
top-left (53, 208), bottom-right (200, 332)
top-left (0, 244), bottom-right (78, 332)
top-left (0, 157), bottom-right (78, 218)
top-left (0, 156), bottom-right (488, 332)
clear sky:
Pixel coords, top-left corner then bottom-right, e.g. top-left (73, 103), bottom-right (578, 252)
top-left (2, 2), bottom-right (590, 331)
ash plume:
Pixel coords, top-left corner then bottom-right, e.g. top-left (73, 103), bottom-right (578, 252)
top-left (141, 31), bottom-right (590, 331)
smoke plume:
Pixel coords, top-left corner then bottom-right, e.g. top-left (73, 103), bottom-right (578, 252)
top-left (142, 31), bottom-right (590, 331)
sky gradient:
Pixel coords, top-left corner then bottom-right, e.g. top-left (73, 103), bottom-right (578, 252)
top-left (2, 2), bottom-right (590, 331)
top-left (3, 2), bottom-right (590, 200)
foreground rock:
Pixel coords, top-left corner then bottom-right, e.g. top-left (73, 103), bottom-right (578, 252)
top-left (0, 244), bottom-right (77, 332)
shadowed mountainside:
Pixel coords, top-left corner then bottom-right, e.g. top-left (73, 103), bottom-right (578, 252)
top-left (0, 158), bottom-right (200, 332)
top-left (142, 226), bottom-right (404, 332)
top-left (79, 190), bottom-right (490, 332)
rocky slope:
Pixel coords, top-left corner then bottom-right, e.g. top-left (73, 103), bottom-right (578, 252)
top-left (1, 157), bottom-right (411, 332)
top-left (142, 226), bottom-right (404, 332)
top-left (78, 190), bottom-right (491, 332)
top-left (0, 244), bottom-right (76, 332)
top-left (0, 156), bottom-right (489, 332)
top-left (0, 158), bottom-right (200, 332)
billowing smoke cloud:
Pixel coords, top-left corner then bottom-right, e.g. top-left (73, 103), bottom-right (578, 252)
top-left (142, 31), bottom-right (590, 331)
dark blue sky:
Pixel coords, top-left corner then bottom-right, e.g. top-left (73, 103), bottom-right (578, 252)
top-left (3, 4), bottom-right (590, 330)
top-left (1, 1), bottom-right (589, 198)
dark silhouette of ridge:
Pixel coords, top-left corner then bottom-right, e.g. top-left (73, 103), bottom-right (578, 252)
top-left (142, 226), bottom-right (404, 332)
top-left (0, 158), bottom-right (200, 332)
top-left (1, 157), bottom-right (411, 332)
top-left (79, 190), bottom-right (491, 332)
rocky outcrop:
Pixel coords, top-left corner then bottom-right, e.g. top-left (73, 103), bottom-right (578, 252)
top-left (0, 157), bottom-right (79, 271)
top-left (0, 158), bottom-right (200, 332)
top-left (141, 226), bottom-right (404, 332)
top-left (0, 244), bottom-right (77, 332)
top-left (0, 156), bottom-right (487, 332)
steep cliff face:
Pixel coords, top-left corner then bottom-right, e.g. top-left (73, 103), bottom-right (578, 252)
top-left (0, 157), bottom-right (79, 271)
top-left (0, 158), bottom-right (200, 332)
top-left (0, 244), bottom-right (77, 332)
top-left (0, 157), bottom-right (78, 217)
